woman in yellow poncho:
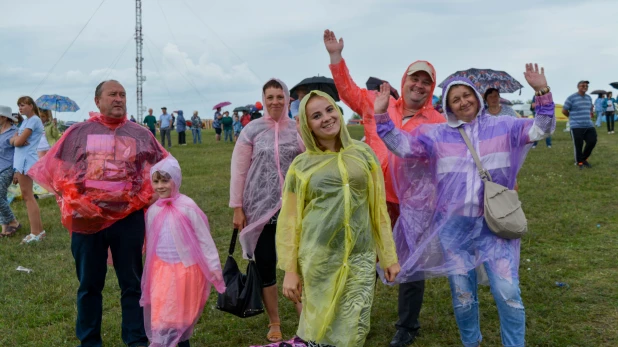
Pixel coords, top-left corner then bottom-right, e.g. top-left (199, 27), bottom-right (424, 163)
top-left (276, 90), bottom-right (400, 347)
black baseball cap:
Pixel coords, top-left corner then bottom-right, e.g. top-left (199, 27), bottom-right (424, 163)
top-left (577, 80), bottom-right (589, 86)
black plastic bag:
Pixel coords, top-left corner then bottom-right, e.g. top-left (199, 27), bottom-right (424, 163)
top-left (216, 229), bottom-right (264, 318)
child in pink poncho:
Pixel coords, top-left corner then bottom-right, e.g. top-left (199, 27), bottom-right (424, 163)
top-left (140, 155), bottom-right (225, 347)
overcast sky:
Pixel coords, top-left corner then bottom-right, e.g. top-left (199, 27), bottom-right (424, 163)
top-left (1, 0), bottom-right (616, 122)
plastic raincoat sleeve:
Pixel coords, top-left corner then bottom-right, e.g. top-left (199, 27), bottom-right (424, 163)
top-left (329, 59), bottom-right (383, 151)
top-left (186, 208), bottom-right (225, 292)
top-left (229, 132), bottom-right (252, 208)
top-left (276, 161), bottom-right (302, 273)
top-left (523, 93), bottom-right (556, 143)
top-left (375, 112), bottom-right (431, 159)
top-left (367, 150), bottom-right (398, 269)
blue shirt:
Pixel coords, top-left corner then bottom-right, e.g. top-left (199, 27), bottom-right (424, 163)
top-left (233, 120), bottom-right (242, 133)
top-left (212, 112), bottom-right (222, 129)
top-left (594, 97), bottom-right (605, 112)
top-left (14, 115), bottom-right (44, 174)
top-left (564, 93), bottom-right (594, 128)
top-left (159, 113), bottom-right (172, 129)
top-left (0, 125), bottom-right (16, 172)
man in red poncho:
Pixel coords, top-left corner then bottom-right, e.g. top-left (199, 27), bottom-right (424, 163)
top-left (324, 29), bottom-right (445, 347)
top-left (29, 80), bottom-right (167, 347)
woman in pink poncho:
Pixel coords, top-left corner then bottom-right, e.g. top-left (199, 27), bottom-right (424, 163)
top-left (141, 155), bottom-right (225, 347)
top-left (230, 78), bottom-right (304, 343)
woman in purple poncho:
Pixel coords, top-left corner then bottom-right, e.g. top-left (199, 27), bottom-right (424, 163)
top-left (373, 64), bottom-right (555, 347)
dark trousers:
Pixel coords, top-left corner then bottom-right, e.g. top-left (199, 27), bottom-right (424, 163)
top-left (396, 280), bottom-right (425, 333)
top-left (570, 127), bottom-right (597, 164)
top-left (160, 128), bottom-right (171, 147)
top-left (178, 131), bottom-right (186, 144)
top-left (149, 127), bottom-right (156, 137)
top-left (606, 112), bottom-right (615, 132)
top-left (71, 210), bottom-right (148, 347)
top-left (386, 201), bottom-right (426, 333)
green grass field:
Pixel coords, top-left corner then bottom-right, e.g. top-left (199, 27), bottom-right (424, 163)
top-left (0, 125), bottom-right (617, 346)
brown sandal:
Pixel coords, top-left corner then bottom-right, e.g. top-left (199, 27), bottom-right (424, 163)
top-left (0, 224), bottom-right (20, 238)
top-left (267, 322), bottom-right (283, 342)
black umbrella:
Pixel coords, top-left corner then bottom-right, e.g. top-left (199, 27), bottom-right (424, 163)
top-left (590, 90), bottom-right (607, 95)
top-left (290, 76), bottom-right (340, 101)
top-left (366, 77), bottom-right (400, 100)
top-left (609, 82), bottom-right (618, 89)
top-left (233, 106), bottom-right (250, 112)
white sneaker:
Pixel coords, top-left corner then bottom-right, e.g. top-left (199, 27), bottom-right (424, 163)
top-left (548, 145), bottom-right (552, 148)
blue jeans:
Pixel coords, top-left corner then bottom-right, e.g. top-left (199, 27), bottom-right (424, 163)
top-left (533, 136), bottom-right (552, 147)
top-left (0, 167), bottom-right (15, 224)
top-left (595, 111), bottom-right (604, 127)
top-left (71, 211), bottom-right (148, 347)
top-left (448, 264), bottom-right (525, 347)
top-left (191, 128), bottom-right (201, 144)
top-left (224, 129), bottom-right (233, 142)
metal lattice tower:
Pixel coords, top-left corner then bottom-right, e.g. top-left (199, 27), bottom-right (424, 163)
top-left (135, 0), bottom-right (145, 123)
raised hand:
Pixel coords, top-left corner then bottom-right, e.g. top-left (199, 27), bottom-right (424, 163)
top-left (374, 82), bottom-right (391, 114)
top-left (324, 29), bottom-right (344, 64)
top-left (523, 63), bottom-right (548, 92)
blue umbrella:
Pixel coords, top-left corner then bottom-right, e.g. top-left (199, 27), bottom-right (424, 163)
top-left (35, 94), bottom-right (80, 113)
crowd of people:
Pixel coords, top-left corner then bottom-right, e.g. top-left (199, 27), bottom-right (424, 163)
top-left (1, 27), bottom-right (615, 347)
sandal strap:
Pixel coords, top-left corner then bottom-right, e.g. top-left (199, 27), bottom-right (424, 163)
top-left (268, 322), bottom-right (281, 327)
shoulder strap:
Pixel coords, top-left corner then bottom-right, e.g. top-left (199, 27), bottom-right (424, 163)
top-left (458, 127), bottom-right (492, 182)
top-left (228, 228), bottom-right (238, 256)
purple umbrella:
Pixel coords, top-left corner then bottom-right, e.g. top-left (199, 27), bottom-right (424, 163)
top-left (212, 101), bottom-right (231, 110)
top-left (500, 97), bottom-right (513, 106)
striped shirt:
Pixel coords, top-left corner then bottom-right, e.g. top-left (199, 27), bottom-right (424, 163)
top-left (563, 93), bottom-right (593, 128)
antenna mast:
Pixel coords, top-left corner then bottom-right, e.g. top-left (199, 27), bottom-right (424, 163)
top-left (135, 0), bottom-right (145, 123)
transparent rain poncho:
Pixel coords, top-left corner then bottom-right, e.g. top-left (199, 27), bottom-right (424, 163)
top-left (376, 77), bottom-right (555, 283)
top-left (276, 91), bottom-right (398, 346)
top-left (140, 155), bottom-right (225, 347)
top-left (329, 59), bottom-right (446, 204)
top-left (229, 78), bottom-right (303, 258)
top-left (28, 112), bottom-right (167, 233)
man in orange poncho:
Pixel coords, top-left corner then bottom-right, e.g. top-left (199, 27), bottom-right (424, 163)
top-left (29, 80), bottom-right (167, 347)
top-left (324, 29), bottom-right (445, 347)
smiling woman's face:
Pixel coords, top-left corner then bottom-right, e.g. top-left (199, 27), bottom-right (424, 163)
top-left (305, 95), bottom-right (341, 143)
top-left (447, 85), bottom-right (479, 123)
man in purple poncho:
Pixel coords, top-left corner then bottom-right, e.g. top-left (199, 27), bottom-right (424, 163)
top-left (373, 64), bottom-right (554, 347)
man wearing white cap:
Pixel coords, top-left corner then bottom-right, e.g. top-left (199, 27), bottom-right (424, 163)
top-left (324, 29), bottom-right (446, 347)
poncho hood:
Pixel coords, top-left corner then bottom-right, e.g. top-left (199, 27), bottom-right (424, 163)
top-left (440, 77), bottom-right (485, 128)
top-left (262, 77), bottom-right (291, 126)
top-left (298, 90), bottom-right (352, 153)
top-left (150, 155), bottom-right (182, 201)
top-left (395, 60), bottom-right (439, 120)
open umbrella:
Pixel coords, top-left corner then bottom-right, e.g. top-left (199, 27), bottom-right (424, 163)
top-left (233, 106), bottom-right (250, 112)
top-left (35, 94), bottom-right (80, 114)
top-left (500, 97), bottom-right (513, 106)
top-left (213, 101), bottom-right (231, 110)
top-left (290, 76), bottom-right (339, 101)
top-left (610, 82), bottom-right (618, 89)
top-left (365, 77), bottom-right (400, 100)
top-left (590, 90), bottom-right (607, 95)
top-left (439, 68), bottom-right (524, 95)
